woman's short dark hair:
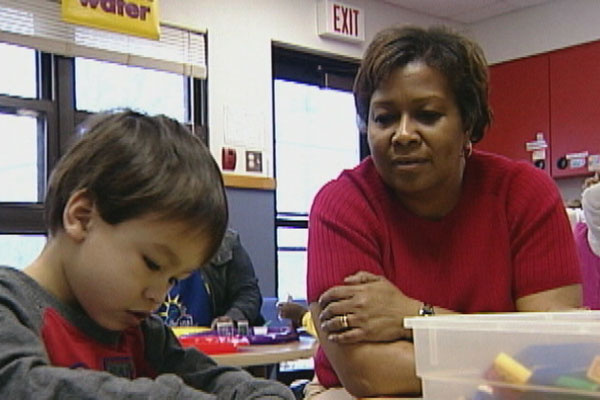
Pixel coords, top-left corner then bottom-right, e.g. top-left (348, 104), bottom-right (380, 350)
top-left (353, 25), bottom-right (492, 143)
top-left (45, 109), bottom-right (228, 261)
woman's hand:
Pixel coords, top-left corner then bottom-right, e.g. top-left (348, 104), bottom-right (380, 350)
top-left (317, 271), bottom-right (418, 344)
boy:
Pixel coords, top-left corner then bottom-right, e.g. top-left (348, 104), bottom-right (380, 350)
top-left (0, 110), bottom-right (294, 399)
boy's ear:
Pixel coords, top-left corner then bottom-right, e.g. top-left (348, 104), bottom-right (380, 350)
top-left (63, 189), bottom-right (95, 241)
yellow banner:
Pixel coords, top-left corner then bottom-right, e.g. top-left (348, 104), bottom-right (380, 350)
top-left (62, 0), bottom-right (160, 40)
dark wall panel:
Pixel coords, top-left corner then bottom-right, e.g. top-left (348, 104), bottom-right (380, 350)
top-left (225, 187), bottom-right (276, 297)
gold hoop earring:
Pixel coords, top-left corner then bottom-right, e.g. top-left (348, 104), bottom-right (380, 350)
top-left (463, 141), bottom-right (473, 158)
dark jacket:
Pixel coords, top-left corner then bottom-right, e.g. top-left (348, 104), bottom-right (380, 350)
top-left (200, 229), bottom-right (266, 326)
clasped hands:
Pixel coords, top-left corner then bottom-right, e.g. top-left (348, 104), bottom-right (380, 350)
top-left (318, 271), bottom-right (417, 344)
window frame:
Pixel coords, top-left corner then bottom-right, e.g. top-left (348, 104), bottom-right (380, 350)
top-left (0, 45), bottom-right (208, 236)
top-left (0, 51), bottom-right (56, 234)
top-left (272, 44), bottom-right (361, 299)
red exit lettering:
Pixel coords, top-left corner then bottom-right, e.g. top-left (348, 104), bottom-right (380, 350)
top-left (79, 0), bottom-right (151, 21)
top-left (333, 4), bottom-right (359, 37)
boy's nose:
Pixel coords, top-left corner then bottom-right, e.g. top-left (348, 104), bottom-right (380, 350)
top-left (144, 285), bottom-right (169, 306)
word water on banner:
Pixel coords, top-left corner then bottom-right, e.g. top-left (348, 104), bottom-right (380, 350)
top-left (62, 0), bottom-right (161, 40)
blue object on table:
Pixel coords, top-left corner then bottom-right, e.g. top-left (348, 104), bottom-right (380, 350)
top-left (261, 297), bottom-right (286, 328)
top-left (530, 366), bottom-right (588, 386)
top-left (510, 344), bottom-right (600, 400)
top-left (247, 326), bottom-right (299, 344)
top-left (515, 343), bottom-right (600, 370)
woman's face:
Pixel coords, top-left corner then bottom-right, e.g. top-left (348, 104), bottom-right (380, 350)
top-left (367, 60), bottom-right (468, 203)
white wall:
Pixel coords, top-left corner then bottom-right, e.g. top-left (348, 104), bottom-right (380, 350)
top-left (160, 0), bottom-right (456, 177)
top-left (155, 1), bottom-right (598, 290)
top-left (471, 0), bottom-right (600, 201)
top-left (161, 0), bottom-right (598, 198)
top-left (471, 0), bottom-right (600, 64)
top-left (157, 1), bottom-right (458, 297)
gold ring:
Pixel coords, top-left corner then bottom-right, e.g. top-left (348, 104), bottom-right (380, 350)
top-left (340, 314), bottom-right (349, 329)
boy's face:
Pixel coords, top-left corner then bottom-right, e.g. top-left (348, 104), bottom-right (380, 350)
top-left (64, 207), bottom-right (207, 331)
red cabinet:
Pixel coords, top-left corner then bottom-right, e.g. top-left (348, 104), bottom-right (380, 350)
top-left (481, 41), bottom-right (600, 178)
top-left (549, 41), bottom-right (600, 178)
top-left (478, 54), bottom-right (550, 171)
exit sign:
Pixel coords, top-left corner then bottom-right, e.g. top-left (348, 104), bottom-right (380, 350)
top-left (317, 0), bottom-right (364, 43)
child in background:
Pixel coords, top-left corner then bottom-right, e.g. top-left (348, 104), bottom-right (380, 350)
top-left (158, 228), bottom-right (266, 330)
top-left (575, 173), bottom-right (600, 309)
top-left (0, 110), bottom-right (294, 399)
top-left (565, 198), bottom-right (585, 230)
top-left (277, 300), bottom-right (316, 338)
top-left (277, 300), bottom-right (319, 400)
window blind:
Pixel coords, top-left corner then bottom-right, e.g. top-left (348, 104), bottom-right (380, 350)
top-left (0, 0), bottom-right (206, 78)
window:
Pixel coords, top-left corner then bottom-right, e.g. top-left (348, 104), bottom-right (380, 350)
top-left (75, 58), bottom-right (188, 122)
top-left (0, 112), bottom-right (43, 202)
top-left (0, 42), bottom-right (51, 265)
top-left (0, 42), bottom-right (207, 269)
top-left (276, 225), bottom-right (308, 300)
top-left (0, 234), bottom-right (46, 270)
top-left (0, 42), bottom-right (36, 98)
top-left (273, 46), bottom-right (361, 300)
top-left (275, 80), bottom-right (359, 216)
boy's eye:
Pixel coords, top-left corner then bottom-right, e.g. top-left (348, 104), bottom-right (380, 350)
top-left (143, 256), bottom-right (161, 271)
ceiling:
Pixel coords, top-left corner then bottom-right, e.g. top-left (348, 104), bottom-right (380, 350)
top-left (381, 0), bottom-right (555, 24)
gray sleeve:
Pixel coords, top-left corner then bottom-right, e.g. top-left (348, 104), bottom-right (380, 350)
top-left (0, 309), bottom-right (293, 399)
top-left (143, 316), bottom-right (295, 400)
top-left (0, 309), bottom-right (217, 399)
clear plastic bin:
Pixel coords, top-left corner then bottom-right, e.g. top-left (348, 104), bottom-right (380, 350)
top-left (405, 311), bottom-right (600, 399)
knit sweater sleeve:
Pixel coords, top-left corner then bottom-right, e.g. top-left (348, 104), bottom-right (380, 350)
top-left (0, 269), bottom-right (294, 400)
top-left (0, 302), bottom-right (212, 399)
top-left (307, 174), bottom-right (384, 303)
top-left (142, 317), bottom-right (295, 399)
top-left (506, 163), bottom-right (581, 298)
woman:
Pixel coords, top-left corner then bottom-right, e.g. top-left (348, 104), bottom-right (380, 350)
top-left (306, 26), bottom-right (582, 398)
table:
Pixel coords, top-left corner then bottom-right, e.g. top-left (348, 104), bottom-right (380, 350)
top-left (317, 389), bottom-right (420, 399)
top-left (311, 387), bottom-right (421, 400)
top-left (211, 335), bottom-right (317, 367)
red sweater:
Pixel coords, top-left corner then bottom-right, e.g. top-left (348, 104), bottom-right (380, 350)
top-left (307, 150), bottom-right (581, 387)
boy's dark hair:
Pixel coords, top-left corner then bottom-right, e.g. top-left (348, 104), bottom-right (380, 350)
top-left (45, 109), bottom-right (228, 261)
top-left (353, 25), bottom-right (492, 143)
